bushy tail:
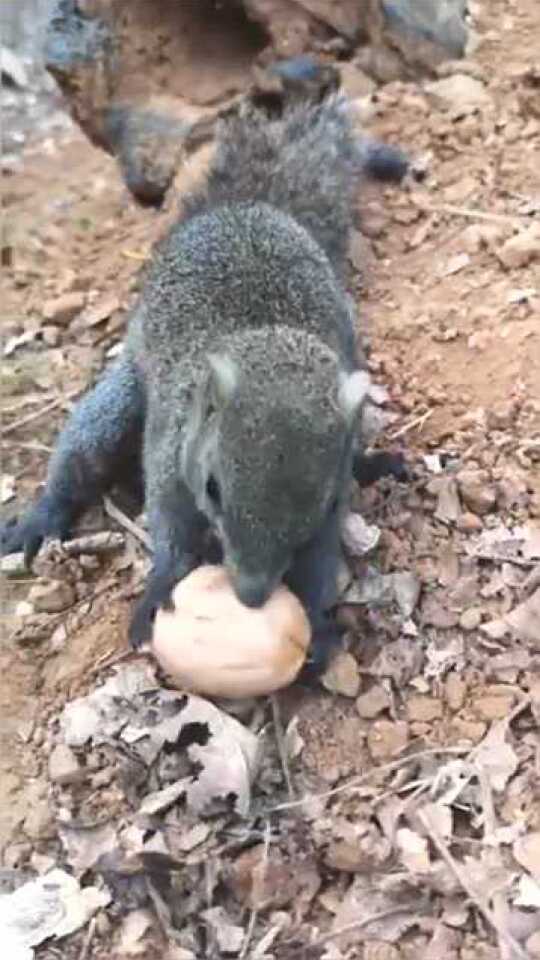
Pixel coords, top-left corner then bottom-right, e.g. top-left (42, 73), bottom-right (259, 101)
top-left (184, 60), bottom-right (407, 272)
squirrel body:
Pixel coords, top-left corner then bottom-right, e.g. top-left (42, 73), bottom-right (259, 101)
top-left (2, 72), bottom-right (407, 670)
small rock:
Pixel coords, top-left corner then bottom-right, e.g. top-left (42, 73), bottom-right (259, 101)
top-left (322, 651), bottom-right (361, 698)
top-left (356, 684), bottom-right (390, 719)
top-left (367, 720), bottom-right (409, 760)
top-left (392, 571), bottom-right (421, 618)
top-left (342, 512), bottom-right (381, 556)
top-left (475, 693), bottom-right (515, 721)
top-left (445, 673), bottom-right (467, 711)
top-left (48, 744), bottom-right (82, 785)
top-left (497, 225), bottom-right (540, 269)
top-left (43, 292), bottom-right (86, 326)
top-left (28, 579), bottom-right (75, 613)
top-left (24, 798), bottom-right (56, 840)
top-left (41, 325), bottom-right (61, 347)
top-left (457, 512), bottom-right (483, 533)
top-left (363, 945), bottom-right (400, 960)
top-left (514, 832), bottom-right (540, 880)
top-left (451, 717), bottom-right (486, 743)
top-left (407, 695), bottom-right (443, 723)
top-left (435, 477), bottom-right (461, 524)
top-left (425, 74), bottom-right (491, 116)
top-left (487, 401), bottom-right (517, 430)
top-left (527, 931), bottom-right (540, 959)
top-left (457, 469), bottom-right (496, 516)
top-left (459, 608), bottom-right (482, 631)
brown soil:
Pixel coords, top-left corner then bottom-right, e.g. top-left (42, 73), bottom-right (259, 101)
top-left (1, 0), bottom-right (540, 957)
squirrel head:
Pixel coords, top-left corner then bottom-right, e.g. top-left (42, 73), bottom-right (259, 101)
top-left (182, 327), bottom-right (370, 607)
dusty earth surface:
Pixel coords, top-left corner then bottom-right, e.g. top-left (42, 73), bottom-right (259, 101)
top-left (2, 0), bottom-right (540, 957)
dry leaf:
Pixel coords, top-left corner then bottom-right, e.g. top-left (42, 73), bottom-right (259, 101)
top-left (474, 720), bottom-right (519, 793)
top-left (504, 588), bottom-right (540, 646)
top-left (117, 910), bottom-right (154, 956)
top-left (396, 827), bottom-right (431, 873)
top-left (513, 833), bottom-right (540, 881)
top-left (202, 907), bottom-right (244, 954)
top-left (58, 821), bottom-right (117, 874)
top-left (331, 875), bottom-right (423, 947)
top-left (0, 868), bottom-right (110, 953)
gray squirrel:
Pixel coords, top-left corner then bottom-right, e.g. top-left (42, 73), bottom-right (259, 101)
top-left (2, 61), bottom-right (408, 672)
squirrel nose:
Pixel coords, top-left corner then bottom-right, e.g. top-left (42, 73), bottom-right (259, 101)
top-left (232, 573), bottom-right (274, 609)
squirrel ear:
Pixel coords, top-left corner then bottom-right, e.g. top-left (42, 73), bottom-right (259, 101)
top-left (338, 370), bottom-right (371, 427)
top-left (207, 353), bottom-right (239, 404)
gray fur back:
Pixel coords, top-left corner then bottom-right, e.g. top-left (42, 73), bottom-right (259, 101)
top-left (182, 95), bottom-right (360, 275)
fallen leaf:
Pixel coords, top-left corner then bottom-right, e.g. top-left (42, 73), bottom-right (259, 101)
top-left (513, 833), bottom-right (540, 881)
top-left (434, 477), bottom-right (461, 524)
top-left (58, 821), bottom-right (117, 874)
top-left (117, 909), bottom-right (154, 956)
top-left (201, 907), bottom-right (244, 954)
top-left (331, 875), bottom-right (423, 947)
top-left (0, 868), bottom-right (110, 953)
top-left (396, 827), bottom-right (431, 873)
top-left (0, 474), bottom-right (16, 504)
top-left (504, 588), bottom-right (540, 646)
top-left (514, 874), bottom-right (540, 909)
top-left (474, 720), bottom-right (519, 792)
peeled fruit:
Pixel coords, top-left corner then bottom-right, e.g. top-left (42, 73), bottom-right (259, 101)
top-left (152, 565), bottom-right (311, 698)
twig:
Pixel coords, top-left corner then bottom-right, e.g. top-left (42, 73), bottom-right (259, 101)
top-left (478, 767), bottom-right (513, 960)
top-left (470, 551), bottom-right (535, 568)
top-left (271, 694), bottom-right (295, 800)
top-left (78, 916), bottom-right (97, 960)
top-left (103, 496), bottom-right (152, 550)
top-left (390, 409), bottom-right (433, 440)
top-left (2, 389), bottom-right (80, 436)
top-left (414, 201), bottom-right (532, 226)
top-left (268, 746), bottom-right (471, 814)
top-left (418, 810), bottom-right (528, 960)
top-left (292, 906), bottom-right (425, 957)
top-left (5, 440), bottom-right (53, 453)
top-left (239, 820), bottom-right (271, 960)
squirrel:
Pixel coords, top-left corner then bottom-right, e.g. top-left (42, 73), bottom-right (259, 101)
top-left (2, 59), bottom-right (408, 673)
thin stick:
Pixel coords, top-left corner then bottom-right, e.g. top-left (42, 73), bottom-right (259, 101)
top-left (389, 409), bottom-right (433, 440)
top-left (292, 906), bottom-right (423, 956)
top-left (415, 201), bottom-right (530, 226)
top-left (418, 810), bottom-right (528, 960)
top-left (271, 694), bottom-right (295, 800)
top-left (268, 746), bottom-right (471, 814)
top-left (103, 496), bottom-right (152, 550)
top-left (470, 551), bottom-right (535, 569)
top-left (239, 820), bottom-right (271, 960)
top-left (78, 916), bottom-right (97, 960)
top-left (2, 389), bottom-right (80, 436)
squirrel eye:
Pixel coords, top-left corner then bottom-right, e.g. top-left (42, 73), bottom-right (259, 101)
top-left (206, 475), bottom-right (221, 508)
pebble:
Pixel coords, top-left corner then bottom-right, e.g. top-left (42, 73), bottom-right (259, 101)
top-left (28, 579), bottom-right (75, 613)
top-left (367, 720), bottom-right (409, 760)
top-left (48, 743), bottom-right (82, 785)
top-left (356, 684), bottom-right (390, 719)
top-left (497, 224), bottom-right (540, 269)
top-left (451, 717), bottom-right (487, 743)
top-left (43, 291), bottom-right (86, 326)
top-left (322, 651), bottom-right (361, 697)
top-left (457, 469), bottom-right (497, 516)
top-left (526, 931), bottom-right (540, 959)
top-left (41, 325), bottom-right (61, 346)
top-left (24, 798), bottom-right (56, 840)
top-left (445, 673), bottom-right (467, 711)
top-left (459, 608), bottom-right (482, 631)
top-left (406, 695), bottom-right (443, 723)
top-left (457, 511), bottom-right (483, 533)
top-left (474, 692), bottom-right (515, 721)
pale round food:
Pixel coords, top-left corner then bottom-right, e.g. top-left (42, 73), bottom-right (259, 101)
top-left (152, 564), bottom-right (311, 698)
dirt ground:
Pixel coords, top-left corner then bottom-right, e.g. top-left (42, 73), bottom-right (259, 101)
top-left (2, 0), bottom-right (540, 957)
